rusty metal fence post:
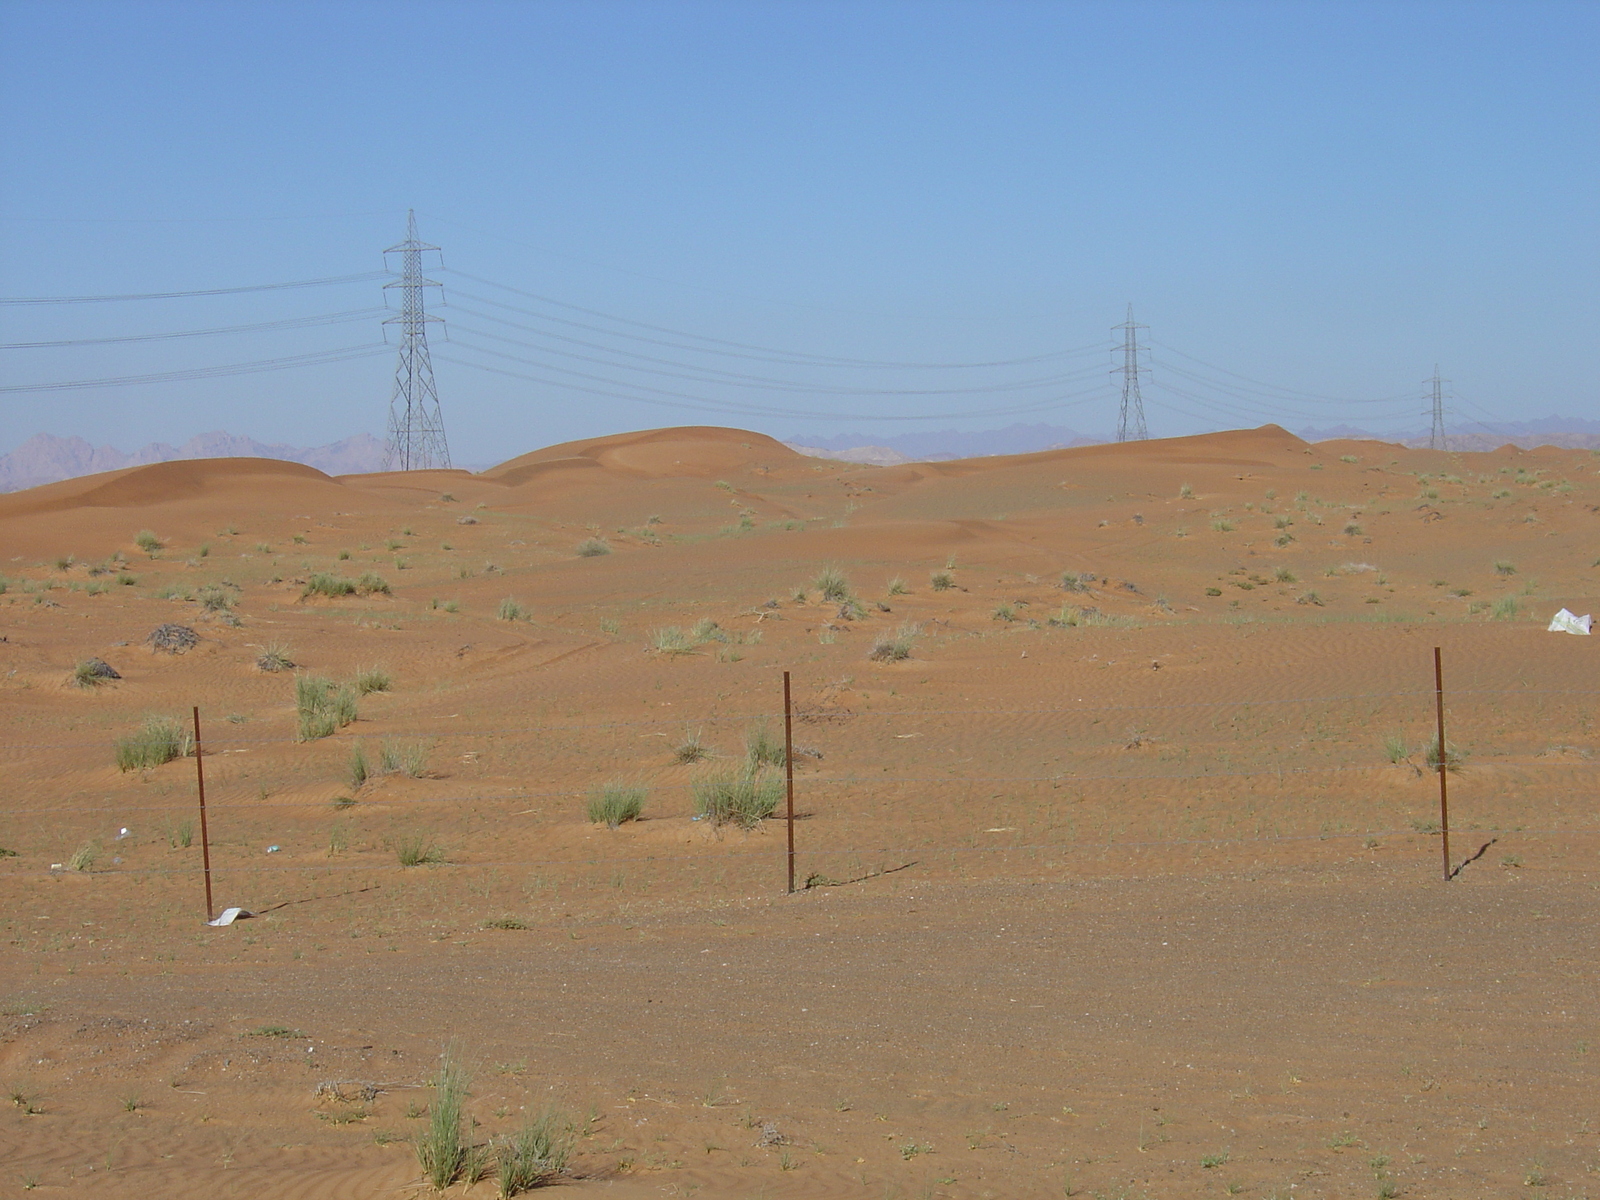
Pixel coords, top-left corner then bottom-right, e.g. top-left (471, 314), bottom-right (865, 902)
top-left (1433, 648), bottom-right (1451, 882)
top-left (192, 706), bottom-right (215, 920)
top-left (784, 671), bottom-right (795, 894)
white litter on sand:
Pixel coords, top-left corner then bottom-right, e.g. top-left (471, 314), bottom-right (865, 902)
top-left (206, 907), bottom-right (253, 927)
top-left (1547, 608), bottom-right (1592, 635)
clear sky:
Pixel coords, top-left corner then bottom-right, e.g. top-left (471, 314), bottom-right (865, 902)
top-left (1, 0), bottom-right (1595, 463)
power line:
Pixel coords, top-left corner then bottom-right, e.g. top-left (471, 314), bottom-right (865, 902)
top-left (448, 318), bottom-right (1109, 398)
top-left (437, 345), bottom-right (1115, 422)
top-left (0, 307), bottom-right (387, 349)
top-left (0, 343), bottom-right (389, 393)
top-left (443, 267), bottom-right (1099, 370)
top-left (0, 271), bottom-right (390, 305)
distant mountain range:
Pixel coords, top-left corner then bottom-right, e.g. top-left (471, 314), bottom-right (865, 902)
top-left (0, 431), bottom-right (387, 492)
top-left (786, 416), bottom-right (1600, 464)
top-left (7, 413), bottom-right (1599, 491)
top-left (784, 422), bottom-right (1103, 465)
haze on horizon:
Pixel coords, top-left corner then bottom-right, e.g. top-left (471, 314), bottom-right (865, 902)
top-left (1, 0), bottom-right (1596, 465)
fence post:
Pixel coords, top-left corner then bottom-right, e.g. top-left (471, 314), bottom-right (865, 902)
top-left (1433, 647), bottom-right (1451, 882)
top-left (192, 706), bottom-right (215, 921)
top-left (784, 670), bottom-right (795, 895)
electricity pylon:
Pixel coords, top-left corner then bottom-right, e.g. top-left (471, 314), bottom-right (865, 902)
top-left (1113, 304), bottom-right (1149, 442)
top-left (1427, 365), bottom-right (1449, 452)
top-left (381, 210), bottom-right (451, 471)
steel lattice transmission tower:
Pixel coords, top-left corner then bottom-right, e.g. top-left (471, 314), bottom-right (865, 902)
top-left (381, 210), bottom-right (452, 471)
top-left (1112, 303), bottom-right (1149, 442)
top-left (1427, 364), bottom-right (1449, 452)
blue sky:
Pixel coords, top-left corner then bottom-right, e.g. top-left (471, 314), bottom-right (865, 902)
top-left (1, 0), bottom-right (1596, 462)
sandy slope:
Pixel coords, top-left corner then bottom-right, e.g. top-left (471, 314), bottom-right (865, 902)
top-left (1, 424), bottom-right (1597, 1198)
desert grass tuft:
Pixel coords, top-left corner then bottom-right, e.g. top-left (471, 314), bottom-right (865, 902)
top-left (168, 819), bottom-right (195, 849)
top-left (494, 1107), bottom-right (573, 1196)
top-left (586, 781), bottom-right (647, 828)
top-left (868, 623), bottom-right (919, 662)
top-left (1383, 732), bottom-right (1409, 764)
top-left (296, 676), bottom-right (358, 741)
top-left (66, 840), bottom-right (100, 872)
top-left (255, 642), bottom-right (295, 672)
top-left (887, 577), bottom-right (907, 596)
top-left (693, 769), bottom-right (782, 829)
top-left (1491, 595), bottom-right (1520, 621)
top-left (497, 597), bottom-right (526, 622)
top-left (115, 715), bottom-right (191, 771)
top-left (416, 1051), bottom-right (473, 1189)
top-left (673, 729), bottom-right (710, 763)
top-left (1494, 560), bottom-right (1517, 576)
top-left (72, 659), bottom-right (116, 688)
top-left (813, 565), bottom-right (851, 602)
top-left (930, 570), bottom-right (954, 591)
top-left (379, 738), bottom-right (432, 778)
top-left (1424, 733), bottom-right (1467, 773)
top-left (395, 835), bottom-right (445, 867)
top-left (134, 529), bottom-right (163, 555)
top-left (744, 722), bottom-right (786, 771)
top-left (353, 665), bottom-right (391, 695)
top-left (651, 626), bottom-right (699, 655)
top-left (348, 743), bottom-right (371, 790)
top-left (575, 537), bottom-right (611, 557)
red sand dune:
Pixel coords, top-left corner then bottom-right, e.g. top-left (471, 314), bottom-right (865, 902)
top-left (1, 423), bottom-right (1596, 1198)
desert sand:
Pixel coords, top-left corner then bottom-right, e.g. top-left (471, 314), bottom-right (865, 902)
top-left (0, 423), bottom-right (1596, 1198)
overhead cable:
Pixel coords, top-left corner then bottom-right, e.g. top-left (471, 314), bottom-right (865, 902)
top-left (0, 307), bottom-right (389, 349)
top-left (0, 343), bottom-right (391, 393)
top-left (449, 321), bottom-right (1107, 399)
top-left (443, 268), bottom-right (1103, 370)
top-left (437, 345), bottom-right (1114, 422)
top-left (0, 271), bottom-right (391, 305)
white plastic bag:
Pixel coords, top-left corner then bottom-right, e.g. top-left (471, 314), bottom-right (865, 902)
top-left (1547, 608), bottom-right (1592, 635)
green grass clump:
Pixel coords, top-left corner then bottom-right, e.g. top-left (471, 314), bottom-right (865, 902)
top-left (416, 1053), bottom-right (473, 1188)
top-left (379, 738), bottom-right (431, 778)
top-left (133, 530), bottom-right (163, 554)
top-left (494, 1108), bottom-right (573, 1196)
top-left (868, 623), bottom-right (918, 661)
top-left (744, 722), bottom-right (786, 772)
top-left (1494, 560), bottom-right (1516, 576)
top-left (1424, 734), bottom-right (1467, 773)
top-left (197, 583), bottom-right (236, 614)
top-left (349, 743), bottom-right (370, 790)
top-left (66, 840), bottom-right (100, 872)
top-left (887, 577), bottom-right (907, 596)
top-left (651, 626), bottom-right (699, 655)
top-left (353, 665), bottom-right (391, 695)
top-left (296, 676), bottom-right (358, 741)
top-left (587, 781), bottom-right (647, 829)
top-left (930, 570), bottom-right (954, 591)
top-left (72, 659), bottom-right (110, 688)
top-left (1491, 595), bottom-right (1520, 621)
top-left (302, 573), bottom-right (357, 599)
top-left (256, 642), bottom-right (295, 672)
top-left (302, 572), bottom-right (390, 599)
top-left (814, 566), bottom-right (851, 602)
top-left (396, 835), bottom-right (445, 867)
top-left (168, 819), bottom-right (194, 848)
top-left (497, 597), bottom-right (526, 622)
top-left (1382, 732), bottom-right (1408, 764)
top-left (673, 729), bottom-right (709, 763)
top-left (114, 715), bottom-right (190, 771)
top-left (693, 769), bottom-right (782, 829)
top-left (992, 603), bottom-right (1016, 622)
top-left (575, 538), bottom-right (611, 557)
